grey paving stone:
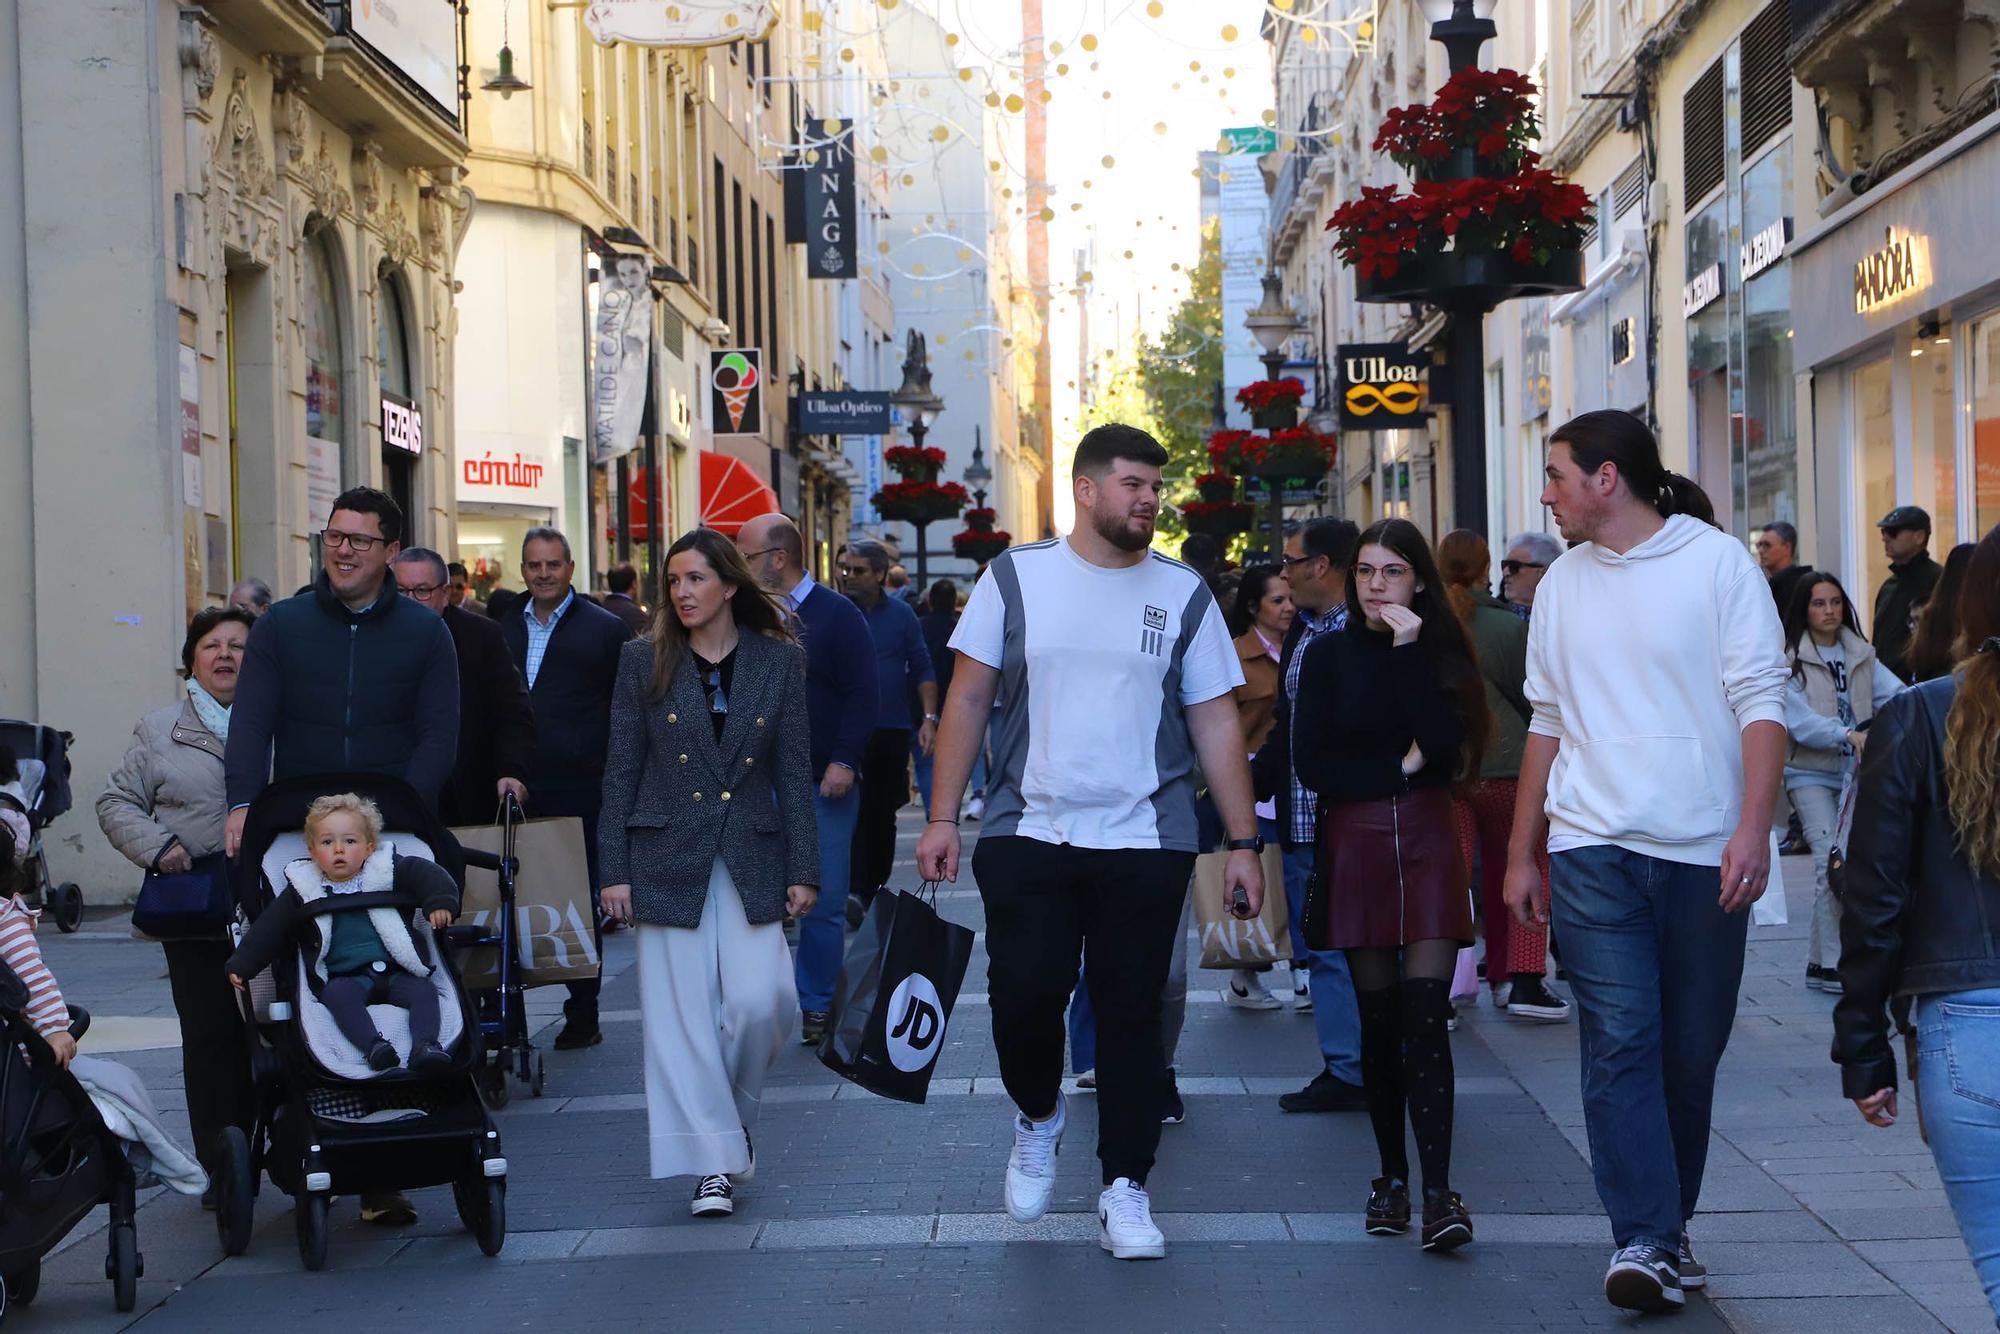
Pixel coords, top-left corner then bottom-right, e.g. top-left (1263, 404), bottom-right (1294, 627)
top-left (572, 1223), bottom-right (760, 1256)
top-left (1712, 1294), bottom-right (1951, 1332)
top-left (757, 1215), bottom-right (937, 1248)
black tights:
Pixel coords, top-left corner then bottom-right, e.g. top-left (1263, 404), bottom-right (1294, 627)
top-left (1347, 941), bottom-right (1458, 1195)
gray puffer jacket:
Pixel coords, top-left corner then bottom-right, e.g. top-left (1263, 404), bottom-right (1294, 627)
top-left (97, 691), bottom-right (229, 877)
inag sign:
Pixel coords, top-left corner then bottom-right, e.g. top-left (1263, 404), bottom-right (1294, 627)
top-left (1335, 342), bottom-right (1429, 432)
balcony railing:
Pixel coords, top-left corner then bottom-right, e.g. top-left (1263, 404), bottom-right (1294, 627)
top-left (1269, 95), bottom-right (1333, 232)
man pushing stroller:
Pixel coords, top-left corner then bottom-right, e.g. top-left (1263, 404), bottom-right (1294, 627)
top-left (228, 794), bottom-right (459, 1076)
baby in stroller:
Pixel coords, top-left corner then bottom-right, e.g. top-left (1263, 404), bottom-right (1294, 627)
top-left (0, 821), bottom-right (75, 1068)
top-left (227, 793), bottom-right (459, 1076)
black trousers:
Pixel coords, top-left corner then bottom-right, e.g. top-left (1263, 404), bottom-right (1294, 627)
top-left (162, 939), bottom-right (255, 1173)
top-left (320, 970), bottom-right (441, 1051)
top-left (973, 836), bottom-right (1195, 1186)
top-left (850, 728), bottom-right (911, 906)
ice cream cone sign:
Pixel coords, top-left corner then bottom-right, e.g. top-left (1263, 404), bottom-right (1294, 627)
top-left (710, 348), bottom-right (763, 436)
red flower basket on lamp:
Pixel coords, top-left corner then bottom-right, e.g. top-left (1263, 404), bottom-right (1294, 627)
top-left (951, 506), bottom-right (1012, 563)
top-left (882, 445), bottom-right (948, 481)
top-left (873, 479), bottom-right (970, 524)
top-left (1181, 500), bottom-right (1255, 539)
top-left (1193, 470), bottom-right (1239, 503)
top-left (1235, 378), bottom-right (1307, 428)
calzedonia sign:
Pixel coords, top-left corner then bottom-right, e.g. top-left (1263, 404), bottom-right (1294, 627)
top-left (1335, 343), bottom-right (1429, 432)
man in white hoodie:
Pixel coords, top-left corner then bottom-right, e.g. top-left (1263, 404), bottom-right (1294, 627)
top-left (1503, 410), bottom-right (1788, 1316)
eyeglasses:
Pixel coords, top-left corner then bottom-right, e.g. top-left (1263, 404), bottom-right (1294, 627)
top-left (1499, 559), bottom-right (1547, 575)
top-left (321, 529), bottom-right (385, 552)
top-left (1353, 563), bottom-right (1413, 582)
top-left (397, 583), bottom-right (443, 599)
top-left (1279, 552), bottom-right (1322, 570)
top-left (837, 565), bottom-right (873, 579)
top-left (704, 667), bottom-right (729, 716)
top-left (739, 547), bottom-right (781, 561)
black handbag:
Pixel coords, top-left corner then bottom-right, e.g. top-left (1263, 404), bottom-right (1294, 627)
top-left (132, 850), bottom-right (234, 938)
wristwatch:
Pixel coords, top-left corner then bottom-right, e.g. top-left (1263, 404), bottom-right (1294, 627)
top-left (923, 712), bottom-right (941, 723)
top-left (1225, 836), bottom-right (1265, 854)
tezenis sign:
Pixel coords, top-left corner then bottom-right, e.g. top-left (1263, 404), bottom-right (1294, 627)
top-left (1335, 343), bottom-right (1429, 432)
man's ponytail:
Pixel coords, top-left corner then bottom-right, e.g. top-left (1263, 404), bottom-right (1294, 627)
top-left (1550, 411), bottom-right (1718, 528)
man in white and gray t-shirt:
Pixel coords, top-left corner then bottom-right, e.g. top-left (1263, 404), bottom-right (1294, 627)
top-left (916, 424), bottom-right (1264, 1262)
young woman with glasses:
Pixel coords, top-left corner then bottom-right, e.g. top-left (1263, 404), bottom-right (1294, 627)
top-left (1292, 518), bottom-right (1490, 1253)
top-left (596, 528), bottom-right (820, 1219)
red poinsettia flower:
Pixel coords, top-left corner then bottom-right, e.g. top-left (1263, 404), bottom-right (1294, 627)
top-left (1236, 378), bottom-right (1307, 413)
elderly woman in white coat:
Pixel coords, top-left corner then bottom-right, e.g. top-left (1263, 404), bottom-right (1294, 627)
top-left (96, 605), bottom-right (257, 1204)
top-left (599, 528), bottom-right (819, 1220)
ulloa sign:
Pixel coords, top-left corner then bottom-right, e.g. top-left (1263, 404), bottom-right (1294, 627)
top-left (1336, 343), bottom-right (1430, 432)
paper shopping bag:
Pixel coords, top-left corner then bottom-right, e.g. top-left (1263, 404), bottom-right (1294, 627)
top-left (450, 816), bottom-right (601, 989)
top-left (1752, 829), bottom-right (1790, 927)
top-left (819, 884), bottom-right (973, 1104)
top-left (1193, 845), bottom-right (1291, 969)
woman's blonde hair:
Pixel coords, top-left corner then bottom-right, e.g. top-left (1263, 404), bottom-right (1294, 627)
top-left (304, 793), bottom-right (383, 845)
top-left (1944, 527), bottom-right (2000, 876)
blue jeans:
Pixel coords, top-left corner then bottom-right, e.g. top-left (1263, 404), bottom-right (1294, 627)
top-left (1551, 845), bottom-right (1748, 1250)
top-left (793, 785), bottom-right (861, 1013)
top-left (1915, 987), bottom-right (2000, 1325)
top-left (1282, 843), bottom-right (1364, 1085)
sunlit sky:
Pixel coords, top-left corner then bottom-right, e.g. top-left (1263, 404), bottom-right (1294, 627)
top-left (911, 0), bottom-right (1279, 524)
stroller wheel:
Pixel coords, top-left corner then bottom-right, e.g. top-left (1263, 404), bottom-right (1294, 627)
top-left (454, 1177), bottom-right (506, 1257)
top-left (295, 1192), bottom-right (329, 1272)
top-left (108, 1222), bottom-right (138, 1312)
top-left (215, 1127), bottom-right (255, 1257)
top-left (477, 1062), bottom-right (511, 1111)
top-left (51, 883), bottom-right (83, 934)
top-left (4, 1260), bottom-right (38, 1306)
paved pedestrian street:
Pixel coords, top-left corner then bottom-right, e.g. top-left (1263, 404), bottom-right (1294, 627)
top-left (19, 815), bottom-right (1993, 1332)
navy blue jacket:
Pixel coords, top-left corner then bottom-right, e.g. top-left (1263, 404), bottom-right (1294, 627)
top-left (856, 592), bottom-right (934, 732)
top-left (792, 579), bottom-right (876, 779)
top-left (500, 590), bottom-right (633, 814)
top-left (224, 572), bottom-right (460, 809)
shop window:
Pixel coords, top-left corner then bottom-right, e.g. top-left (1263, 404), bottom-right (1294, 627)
top-left (1739, 144), bottom-right (1796, 531)
top-left (378, 267), bottom-right (416, 533)
top-left (1912, 327), bottom-right (1958, 553)
top-left (1976, 313), bottom-right (2000, 536)
top-left (1854, 357), bottom-right (1896, 624)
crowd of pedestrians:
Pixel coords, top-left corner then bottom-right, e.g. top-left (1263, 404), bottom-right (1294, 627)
top-left (36, 403), bottom-right (2000, 1323)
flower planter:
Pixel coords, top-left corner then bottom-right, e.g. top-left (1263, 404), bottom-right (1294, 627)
top-left (1251, 406), bottom-right (1298, 431)
top-left (1249, 453), bottom-right (1330, 481)
top-left (951, 531), bottom-right (1012, 563)
top-left (1181, 503), bottom-right (1254, 539)
top-left (1354, 247), bottom-right (1585, 310)
top-left (1414, 147), bottom-right (1516, 185)
top-left (1197, 479), bottom-right (1239, 503)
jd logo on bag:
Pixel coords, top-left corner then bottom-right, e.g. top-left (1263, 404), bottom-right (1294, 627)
top-left (819, 884), bottom-right (973, 1103)
top-left (885, 973), bottom-right (946, 1073)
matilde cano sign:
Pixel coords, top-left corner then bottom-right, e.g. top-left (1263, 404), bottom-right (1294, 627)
top-left (584, 1), bottom-right (779, 46)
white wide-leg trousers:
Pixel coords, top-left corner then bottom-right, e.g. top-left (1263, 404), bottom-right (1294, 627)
top-left (637, 857), bottom-right (798, 1180)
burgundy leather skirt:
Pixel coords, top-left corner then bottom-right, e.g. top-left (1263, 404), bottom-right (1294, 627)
top-left (1305, 787), bottom-right (1473, 951)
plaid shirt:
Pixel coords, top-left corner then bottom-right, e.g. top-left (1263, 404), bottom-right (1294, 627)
top-left (1284, 602), bottom-right (1348, 846)
top-left (522, 588), bottom-right (576, 688)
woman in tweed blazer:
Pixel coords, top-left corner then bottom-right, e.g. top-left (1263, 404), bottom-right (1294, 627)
top-left (599, 528), bottom-right (819, 1218)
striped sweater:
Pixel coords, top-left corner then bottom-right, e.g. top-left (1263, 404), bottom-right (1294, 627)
top-left (0, 901), bottom-right (69, 1037)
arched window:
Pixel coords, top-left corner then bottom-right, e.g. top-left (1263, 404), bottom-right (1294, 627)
top-left (303, 235), bottom-right (344, 446)
top-left (378, 269), bottom-right (412, 398)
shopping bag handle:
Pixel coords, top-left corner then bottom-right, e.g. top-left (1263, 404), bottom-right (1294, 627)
top-left (914, 878), bottom-right (944, 907)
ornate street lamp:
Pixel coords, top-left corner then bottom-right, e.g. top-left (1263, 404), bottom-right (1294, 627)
top-left (1417, 0), bottom-right (1499, 76)
top-left (480, 1), bottom-right (533, 99)
top-left (963, 427), bottom-right (992, 511)
top-left (888, 332), bottom-right (947, 588)
top-left (1243, 269), bottom-right (1305, 560)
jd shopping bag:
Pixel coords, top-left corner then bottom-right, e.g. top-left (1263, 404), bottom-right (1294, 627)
top-left (818, 883), bottom-right (974, 1104)
top-left (450, 816), bottom-right (601, 990)
top-left (1192, 845), bottom-right (1291, 969)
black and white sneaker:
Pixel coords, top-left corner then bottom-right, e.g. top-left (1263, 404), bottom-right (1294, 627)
top-left (1679, 1230), bottom-right (1706, 1289)
top-left (691, 1174), bottom-right (735, 1217)
top-left (1506, 974), bottom-right (1572, 1023)
top-left (1604, 1243), bottom-right (1684, 1312)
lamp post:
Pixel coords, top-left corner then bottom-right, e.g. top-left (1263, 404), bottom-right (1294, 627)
top-left (1244, 268), bottom-right (1304, 561)
top-left (888, 331), bottom-right (946, 589)
top-left (1419, 0), bottom-right (1502, 536)
top-left (963, 426), bottom-right (992, 511)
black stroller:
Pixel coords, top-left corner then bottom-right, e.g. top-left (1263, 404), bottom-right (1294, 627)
top-left (0, 965), bottom-right (139, 1321)
top-left (0, 721), bottom-right (84, 933)
top-left (219, 775), bottom-right (507, 1270)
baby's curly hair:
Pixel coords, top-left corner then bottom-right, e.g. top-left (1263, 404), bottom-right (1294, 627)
top-left (304, 793), bottom-right (384, 844)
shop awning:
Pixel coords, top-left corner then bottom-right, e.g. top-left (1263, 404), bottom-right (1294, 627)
top-left (698, 449), bottom-right (780, 538)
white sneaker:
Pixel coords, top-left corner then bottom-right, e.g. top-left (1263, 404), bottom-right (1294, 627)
top-left (1491, 982), bottom-right (1513, 1009)
top-left (1005, 1095), bottom-right (1064, 1223)
top-left (690, 1174), bottom-right (734, 1217)
top-left (1098, 1178), bottom-right (1166, 1260)
top-left (1074, 1068), bottom-right (1097, 1091)
top-left (1225, 971), bottom-right (1281, 1010)
top-left (1293, 976), bottom-right (1313, 1012)
top-left (965, 794), bottom-right (986, 822)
